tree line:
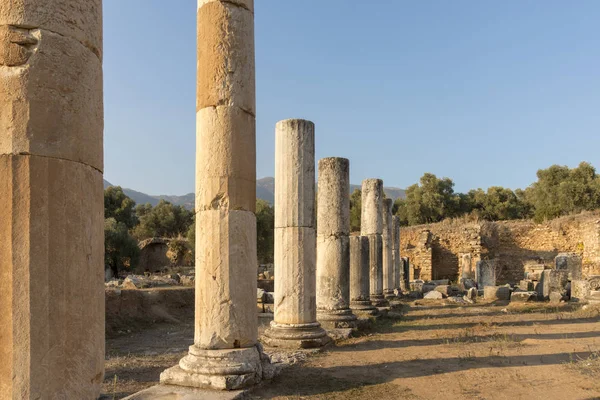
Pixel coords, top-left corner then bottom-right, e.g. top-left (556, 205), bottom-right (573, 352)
top-left (388, 161), bottom-right (600, 227)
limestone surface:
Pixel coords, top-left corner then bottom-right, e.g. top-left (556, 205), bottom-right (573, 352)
top-left (555, 252), bottom-right (583, 281)
top-left (483, 286), bottom-right (511, 301)
top-left (317, 157), bottom-right (350, 236)
top-left (571, 279), bottom-right (591, 301)
top-left (360, 178), bottom-right (383, 235)
top-left (274, 119), bottom-right (315, 228)
top-left (476, 260), bottom-right (497, 288)
top-left (392, 216), bottom-right (401, 290)
top-left (350, 235), bottom-right (377, 314)
top-left (366, 234), bottom-right (386, 305)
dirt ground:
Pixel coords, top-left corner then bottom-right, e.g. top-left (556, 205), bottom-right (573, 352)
top-left (102, 301), bottom-right (600, 400)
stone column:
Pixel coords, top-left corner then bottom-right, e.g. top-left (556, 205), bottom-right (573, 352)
top-left (316, 158), bottom-right (358, 329)
top-left (261, 119), bottom-right (329, 349)
top-left (360, 179), bottom-right (387, 306)
top-left (382, 198), bottom-right (395, 300)
top-left (161, 0), bottom-right (266, 390)
top-left (350, 235), bottom-right (378, 315)
top-left (0, 2), bottom-right (104, 398)
top-left (392, 216), bottom-right (401, 293)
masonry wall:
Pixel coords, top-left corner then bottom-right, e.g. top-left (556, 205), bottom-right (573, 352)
top-left (400, 211), bottom-right (600, 284)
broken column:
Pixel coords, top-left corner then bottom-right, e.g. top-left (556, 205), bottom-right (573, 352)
top-left (261, 119), bottom-right (330, 349)
top-left (392, 216), bottom-right (401, 293)
top-left (382, 198), bottom-right (395, 300)
top-left (0, 1), bottom-right (104, 398)
top-left (316, 157), bottom-right (358, 329)
top-left (350, 235), bottom-right (378, 315)
top-left (361, 179), bottom-right (387, 306)
top-left (161, 0), bottom-right (267, 389)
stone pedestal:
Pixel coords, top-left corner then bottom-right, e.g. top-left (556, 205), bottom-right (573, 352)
top-left (555, 252), bottom-right (583, 281)
top-left (360, 179), bottom-right (387, 306)
top-left (0, 1), bottom-right (104, 398)
top-left (392, 216), bottom-right (401, 292)
top-left (350, 235), bottom-right (378, 315)
top-left (382, 198), bottom-right (395, 299)
top-left (161, 0), bottom-right (269, 390)
top-left (261, 119), bottom-right (329, 349)
top-left (316, 158), bottom-right (357, 329)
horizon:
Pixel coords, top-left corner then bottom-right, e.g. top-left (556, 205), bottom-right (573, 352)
top-left (104, 1), bottom-right (600, 196)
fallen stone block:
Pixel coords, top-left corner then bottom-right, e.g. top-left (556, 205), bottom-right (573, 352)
top-left (424, 291), bottom-right (444, 300)
top-left (484, 286), bottom-right (510, 301)
top-left (555, 252), bottom-right (583, 281)
top-left (571, 279), bottom-right (590, 301)
top-left (510, 291), bottom-right (537, 303)
top-left (518, 280), bottom-right (534, 291)
top-left (422, 283), bottom-right (437, 293)
top-left (549, 291), bottom-right (563, 304)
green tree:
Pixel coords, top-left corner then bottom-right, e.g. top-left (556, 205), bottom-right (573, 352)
top-left (403, 173), bottom-right (460, 225)
top-left (134, 200), bottom-right (194, 239)
top-left (104, 186), bottom-right (138, 229)
top-left (349, 189), bottom-right (362, 232)
top-left (105, 218), bottom-right (140, 276)
top-left (393, 198), bottom-right (409, 226)
top-left (468, 186), bottom-right (528, 221)
top-left (256, 199), bottom-right (275, 263)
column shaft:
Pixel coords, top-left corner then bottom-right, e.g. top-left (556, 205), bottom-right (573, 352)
top-left (316, 158), bottom-right (357, 329)
top-left (382, 198), bottom-right (395, 299)
top-left (360, 179), bottom-right (387, 306)
top-left (262, 119), bottom-right (329, 349)
top-left (0, 1), bottom-right (104, 398)
top-left (350, 235), bottom-right (378, 315)
top-left (392, 216), bottom-right (401, 291)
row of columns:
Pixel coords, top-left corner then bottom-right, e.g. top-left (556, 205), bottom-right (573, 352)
top-left (264, 118), bottom-right (403, 351)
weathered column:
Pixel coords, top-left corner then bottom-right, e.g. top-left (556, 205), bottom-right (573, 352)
top-left (262, 119), bottom-right (330, 349)
top-left (350, 235), bottom-right (378, 315)
top-left (161, 0), bottom-right (266, 389)
top-left (0, 2), bottom-right (104, 398)
top-left (382, 198), bottom-right (395, 299)
top-left (360, 179), bottom-right (387, 306)
top-left (392, 216), bottom-right (401, 293)
top-left (316, 158), bottom-right (358, 329)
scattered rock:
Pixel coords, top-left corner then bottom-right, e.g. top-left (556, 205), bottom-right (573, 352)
top-left (424, 291), bottom-right (444, 300)
top-left (510, 291), bottom-right (537, 303)
top-left (483, 286), bottom-right (511, 301)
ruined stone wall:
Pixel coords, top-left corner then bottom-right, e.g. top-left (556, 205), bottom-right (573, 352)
top-left (400, 219), bottom-right (482, 282)
top-left (400, 211), bottom-right (600, 284)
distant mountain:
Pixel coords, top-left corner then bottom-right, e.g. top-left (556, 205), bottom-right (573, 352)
top-left (103, 178), bottom-right (405, 210)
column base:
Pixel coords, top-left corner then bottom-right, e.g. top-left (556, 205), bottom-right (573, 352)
top-left (317, 308), bottom-right (358, 329)
top-left (384, 289), bottom-right (397, 300)
top-left (160, 345), bottom-right (267, 390)
top-left (350, 300), bottom-right (379, 316)
top-left (370, 294), bottom-right (389, 307)
top-left (262, 321), bottom-right (331, 349)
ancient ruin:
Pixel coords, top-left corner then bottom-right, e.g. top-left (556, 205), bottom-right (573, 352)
top-left (316, 158), bottom-right (357, 329)
top-left (160, 0), bottom-right (269, 390)
top-left (349, 235), bottom-right (379, 315)
top-left (262, 119), bottom-right (330, 349)
top-left (0, 1), bottom-right (105, 398)
top-left (392, 216), bottom-right (402, 293)
top-left (360, 179), bottom-right (387, 306)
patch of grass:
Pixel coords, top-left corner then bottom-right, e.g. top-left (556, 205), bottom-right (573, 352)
top-left (566, 349), bottom-right (600, 377)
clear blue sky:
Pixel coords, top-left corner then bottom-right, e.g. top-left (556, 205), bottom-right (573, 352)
top-left (104, 1), bottom-right (600, 196)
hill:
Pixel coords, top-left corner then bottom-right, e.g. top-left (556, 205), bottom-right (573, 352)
top-left (103, 178), bottom-right (405, 209)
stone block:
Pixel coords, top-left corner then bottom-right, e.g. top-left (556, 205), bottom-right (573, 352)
top-left (460, 278), bottom-right (477, 290)
top-left (196, 0), bottom-right (255, 114)
top-left (510, 291), bottom-right (537, 303)
top-left (483, 286), bottom-right (510, 301)
top-left (195, 209), bottom-right (258, 348)
top-left (476, 260), bottom-right (497, 288)
top-left (555, 252), bottom-right (583, 281)
top-left (273, 227), bottom-right (316, 325)
top-left (195, 106), bottom-right (256, 212)
top-left (0, 25), bottom-right (103, 171)
top-left (538, 269), bottom-right (568, 301)
top-left (518, 280), bottom-right (535, 291)
top-left (424, 291), bottom-right (444, 300)
top-left (0, 155), bottom-right (104, 398)
top-left (549, 291), bottom-right (563, 304)
top-left (571, 279), bottom-right (590, 301)
top-left (316, 234), bottom-right (351, 311)
top-left (422, 283), bottom-right (437, 293)
top-left (274, 119), bottom-right (314, 228)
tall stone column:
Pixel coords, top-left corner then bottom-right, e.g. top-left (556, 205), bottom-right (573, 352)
top-left (382, 198), bottom-right (395, 299)
top-left (316, 158), bottom-right (357, 329)
top-left (360, 179), bottom-right (387, 306)
top-left (262, 119), bottom-right (329, 349)
top-left (350, 235), bottom-right (378, 315)
top-left (0, 1), bottom-right (104, 398)
top-left (392, 216), bottom-right (402, 292)
top-left (161, 0), bottom-right (266, 390)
